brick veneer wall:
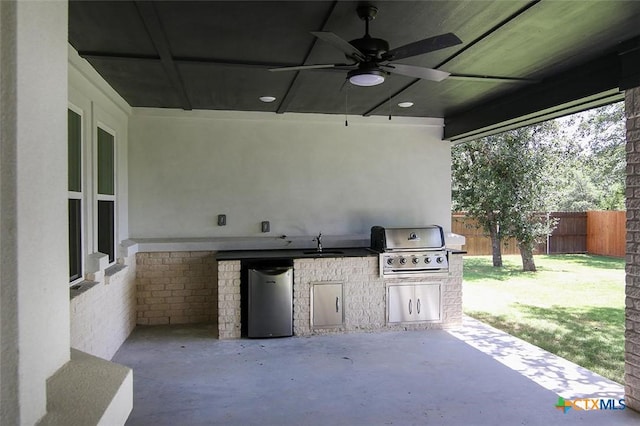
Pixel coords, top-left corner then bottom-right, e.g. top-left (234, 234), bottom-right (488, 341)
top-left (218, 260), bottom-right (241, 339)
top-left (136, 251), bottom-right (217, 325)
top-left (443, 254), bottom-right (463, 325)
top-left (70, 254), bottom-right (137, 360)
top-left (626, 87), bottom-right (640, 412)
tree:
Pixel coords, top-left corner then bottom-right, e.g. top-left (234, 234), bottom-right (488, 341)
top-left (577, 103), bottom-right (626, 210)
top-left (452, 123), bottom-right (559, 271)
top-left (552, 102), bottom-right (625, 211)
top-left (452, 137), bottom-right (509, 267)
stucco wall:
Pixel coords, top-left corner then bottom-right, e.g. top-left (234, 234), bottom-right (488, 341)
top-left (0, 2), bottom-right (69, 424)
top-left (128, 109), bottom-right (451, 239)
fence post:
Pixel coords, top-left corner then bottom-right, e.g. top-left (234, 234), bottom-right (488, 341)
top-left (546, 212), bottom-right (550, 255)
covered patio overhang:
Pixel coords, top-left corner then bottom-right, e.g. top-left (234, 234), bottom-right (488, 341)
top-left (445, 37), bottom-right (640, 142)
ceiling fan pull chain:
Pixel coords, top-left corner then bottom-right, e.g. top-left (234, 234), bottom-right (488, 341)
top-left (345, 86), bottom-right (349, 127)
top-left (388, 87), bottom-right (392, 121)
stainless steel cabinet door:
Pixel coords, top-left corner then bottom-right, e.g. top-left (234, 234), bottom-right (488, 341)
top-left (388, 283), bottom-right (441, 323)
top-left (387, 284), bottom-right (414, 323)
top-left (414, 283), bottom-right (441, 321)
top-left (312, 282), bottom-right (344, 327)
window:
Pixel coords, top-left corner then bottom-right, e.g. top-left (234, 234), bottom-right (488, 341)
top-left (68, 109), bottom-right (83, 282)
top-left (97, 127), bottom-right (116, 263)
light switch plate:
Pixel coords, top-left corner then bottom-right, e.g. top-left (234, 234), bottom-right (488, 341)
top-left (217, 214), bottom-right (226, 226)
top-left (261, 221), bottom-right (270, 233)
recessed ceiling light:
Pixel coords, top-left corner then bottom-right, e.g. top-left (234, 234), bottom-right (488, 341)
top-left (259, 96), bottom-right (276, 103)
top-left (398, 102), bottom-right (414, 108)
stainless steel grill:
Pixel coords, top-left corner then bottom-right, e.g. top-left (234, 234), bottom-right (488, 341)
top-left (370, 225), bottom-right (449, 277)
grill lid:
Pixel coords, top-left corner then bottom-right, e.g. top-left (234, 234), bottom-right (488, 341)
top-left (371, 225), bottom-right (445, 252)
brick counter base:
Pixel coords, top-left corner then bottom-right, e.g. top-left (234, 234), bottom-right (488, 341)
top-left (136, 252), bottom-right (217, 325)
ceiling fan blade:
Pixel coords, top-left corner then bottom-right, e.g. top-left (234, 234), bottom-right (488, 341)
top-left (382, 63), bottom-right (450, 82)
top-left (384, 33), bottom-right (462, 61)
top-left (269, 64), bottom-right (337, 72)
top-left (311, 31), bottom-right (366, 61)
top-left (448, 74), bottom-right (539, 84)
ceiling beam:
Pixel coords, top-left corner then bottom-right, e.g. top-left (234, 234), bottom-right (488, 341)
top-left (276, 1), bottom-right (339, 114)
top-left (444, 52), bottom-right (623, 142)
top-left (362, 0), bottom-right (542, 117)
top-left (77, 52), bottom-right (160, 63)
top-left (77, 52), bottom-right (303, 70)
top-left (134, 1), bottom-right (192, 110)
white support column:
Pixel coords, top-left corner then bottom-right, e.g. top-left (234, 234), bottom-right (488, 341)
top-left (0, 1), bottom-right (70, 424)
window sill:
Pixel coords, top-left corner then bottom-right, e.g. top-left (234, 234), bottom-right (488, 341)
top-left (70, 280), bottom-right (99, 300)
top-left (105, 263), bottom-right (127, 277)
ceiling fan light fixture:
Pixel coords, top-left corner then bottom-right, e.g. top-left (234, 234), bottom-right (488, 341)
top-left (347, 68), bottom-right (385, 86)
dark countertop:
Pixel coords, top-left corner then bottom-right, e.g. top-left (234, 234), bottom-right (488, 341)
top-left (216, 248), bottom-right (466, 261)
top-left (215, 247), bottom-right (377, 261)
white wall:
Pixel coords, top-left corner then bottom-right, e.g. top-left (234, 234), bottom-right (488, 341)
top-left (0, 2), bottom-right (69, 424)
top-left (129, 109), bottom-right (451, 239)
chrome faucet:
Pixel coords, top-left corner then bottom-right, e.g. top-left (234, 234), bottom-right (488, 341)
top-left (313, 232), bottom-right (323, 252)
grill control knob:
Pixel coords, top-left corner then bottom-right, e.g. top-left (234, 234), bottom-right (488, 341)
top-left (399, 257), bottom-right (407, 265)
top-left (436, 257), bottom-right (444, 264)
top-left (425, 257), bottom-right (432, 264)
top-left (386, 258), bottom-right (394, 265)
top-left (412, 258), bottom-right (420, 264)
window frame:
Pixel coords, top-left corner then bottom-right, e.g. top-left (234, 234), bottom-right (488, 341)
top-left (94, 122), bottom-right (117, 265)
top-left (68, 104), bottom-right (85, 284)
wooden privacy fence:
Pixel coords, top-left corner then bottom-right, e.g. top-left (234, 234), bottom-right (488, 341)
top-left (452, 211), bottom-right (625, 258)
top-left (451, 213), bottom-right (522, 255)
top-left (586, 210), bottom-right (626, 257)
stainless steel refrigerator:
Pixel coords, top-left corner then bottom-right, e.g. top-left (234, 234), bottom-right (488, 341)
top-left (248, 268), bottom-right (293, 338)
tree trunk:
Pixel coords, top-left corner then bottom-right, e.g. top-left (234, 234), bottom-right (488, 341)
top-left (488, 221), bottom-right (503, 267)
top-left (518, 241), bottom-right (536, 272)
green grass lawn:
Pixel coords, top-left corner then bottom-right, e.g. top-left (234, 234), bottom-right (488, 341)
top-left (463, 254), bottom-right (625, 384)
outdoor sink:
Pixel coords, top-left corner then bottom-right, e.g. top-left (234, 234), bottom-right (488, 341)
top-left (302, 250), bottom-right (344, 256)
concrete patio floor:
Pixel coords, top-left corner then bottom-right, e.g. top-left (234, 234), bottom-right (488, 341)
top-left (113, 317), bottom-right (639, 425)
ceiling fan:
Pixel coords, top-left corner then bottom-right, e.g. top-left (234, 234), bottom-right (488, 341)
top-left (270, 4), bottom-right (462, 87)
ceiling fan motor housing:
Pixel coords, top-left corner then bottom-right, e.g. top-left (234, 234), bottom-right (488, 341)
top-left (348, 37), bottom-right (389, 60)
